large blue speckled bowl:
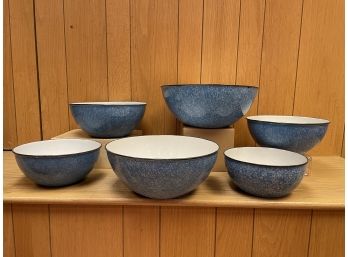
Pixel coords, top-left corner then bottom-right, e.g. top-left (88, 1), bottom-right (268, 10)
top-left (106, 135), bottom-right (218, 199)
top-left (162, 84), bottom-right (258, 128)
top-left (247, 115), bottom-right (329, 153)
top-left (70, 102), bottom-right (146, 138)
top-left (225, 147), bottom-right (307, 198)
top-left (13, 139), bottom-right (101, 187)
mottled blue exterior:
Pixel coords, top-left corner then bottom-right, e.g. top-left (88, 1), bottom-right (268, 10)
top-left (107, 151), bottom-right (217, 199)
top-left (225, 157), bottom-right (306, 198)
top-left (14, 149), bottom-right (100, 187)
top-left (247, 120), bottom-right (329, 153)
top-left (162, 85), bottom-right (258, 128)
top-left (70, 104), bottom-right (146, 138)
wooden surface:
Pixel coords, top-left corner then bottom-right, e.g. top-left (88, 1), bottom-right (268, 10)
top-left (4, 204), bottom-right (15, 257)
top-left (4, 151), bottom-right (344, 209)
top-left (4, 0), bottom-right (344, 156)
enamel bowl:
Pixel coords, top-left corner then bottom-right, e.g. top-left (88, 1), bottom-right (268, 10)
top-left (225, 147), bottom-right (307, 198)
top-left (13, 139), bottom-right (101, 187)
top-left (162, 84), bottom-right (258, 128)
top-left (70, 102), bottom-right (146, 138)
top-left (106, 135), bottom-right (218, 199)
top-left (247, 115), bottom-right (329, 153)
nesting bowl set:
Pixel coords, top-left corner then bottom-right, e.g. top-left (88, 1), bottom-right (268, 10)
top-left (12, 84), bottom-right (329, 199)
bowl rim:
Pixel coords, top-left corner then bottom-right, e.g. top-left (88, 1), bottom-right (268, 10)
top-left (161, 84), bottom-right (258, 89)
top-left (106, 135), bottom-right (219, 160)
top-left (13, 139), bottom-right (102, 158)
top-left (224, 147), bottom-right (308, 168)
top-left (246, 115), bottom-right (330, 125)
top-left (69, 101), bottom-right (146, 105)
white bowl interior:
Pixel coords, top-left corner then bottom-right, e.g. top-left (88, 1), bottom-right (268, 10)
top-left (13, 139), bottom-right (101, 156)
top-left (247, 115), bottom-right (329, 124)
top-left (225, 147), bottom-right (307, 167)
top-left (70, 101), bottom-right (145, 105)
top-left (106, 135), bottom-right (219, 159)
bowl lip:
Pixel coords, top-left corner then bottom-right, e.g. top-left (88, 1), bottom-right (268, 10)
top-left (246, 115), bottom-right (330, 125)
top-left (69, 101), bottom-right (146, 106)
top-left (105, 135), bottom-right (219, 161)
top-left (224, 147), bottom-right (308, 168)
top-left (161, 84), bottom-right (258, 89)
top-left (12, 139), bottom-right (102, 158)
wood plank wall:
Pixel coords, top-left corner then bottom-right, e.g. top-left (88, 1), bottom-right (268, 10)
top-left (4, 0), bottom-right (344, 156)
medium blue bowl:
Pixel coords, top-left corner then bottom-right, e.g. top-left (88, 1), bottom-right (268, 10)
top-left (225, 147), bottom-right (307, 198)
top-left (13, 139), bottom-right (101, 187)
top-left (247, 115), bottom-right (329, 153)
top-left (106, 135), bottom-right (218, 199)
top-left (70, 102), bottom-right (146, 138)
top-left (162, 84), bottom-right (258, 128)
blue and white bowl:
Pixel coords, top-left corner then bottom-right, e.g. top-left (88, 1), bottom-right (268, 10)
top-left (162, 84), bottom-right (258, 128)
top-left (247, 115), bottom-right (329, 153)
top-left (106, 135), bottom-right (218, 199)
top-left (225, 147), bottom-right (307, 198)
top-left (70, 102), bottom-right (146, 138)
top-left (13, 139), bottom-right (101, 187)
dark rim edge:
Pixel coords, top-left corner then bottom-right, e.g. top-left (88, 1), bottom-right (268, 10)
top-left (161, 84), bottom-right (258, 89)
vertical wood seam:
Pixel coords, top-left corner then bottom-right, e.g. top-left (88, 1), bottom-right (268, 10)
top-left (104, 0), bottom-right (110, 101)
top-left (47, 205), bottom-right (53, 257)
top-left (122, 206), bottom-right (125, 257)
top-left (10, 204), bottom-right (17, 257)
top-left (234, 0), bottom-right (242, 84)
top-left (250, 208), bottom-right (256, 257)
top-left (213, 208), bottom-right (217, 257)
top-left (306, 210), bottom-right (314, 257)
top-left (341, 128), bottom-right (345, 156)
top-left (129, 0), bottom-right (132, 101)
top-left (175, 0), bottom-right (180, 133)
top-left (199, 0), bottom-right (205, 84)
top-left (159, 206), bottom-right (162, 257)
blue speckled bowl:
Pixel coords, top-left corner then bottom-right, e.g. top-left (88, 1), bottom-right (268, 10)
top-left (13, 139), bottom-right (101, 187)
top-left (225, 147), bottom-right (307, 198)
top-left (106, 135), bottom-right (218, 199)
top-left (162, 84), bottom-right (258, 128)
top-left (247, 115), bottom-right (329, 153)
top-left (70, 102), bottom-right (146, 138)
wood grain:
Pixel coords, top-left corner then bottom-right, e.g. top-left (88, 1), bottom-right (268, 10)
top-left (35, 0), bottom-right (69, 139)
top-left (124, 206), bottom-right (159, 257)
top-left (215, 208), bottom-right (254, 257)
top-left (201, 0), bottom-right (240, 83)
top-left (161, 207), bottom-right (215, 257)
top-left (293, 0), bottom-right (344, 155)
top-left (64, 0), bottom-right (108, 128)
top-left (12, 204), bottom-right (51, 257)
top-left (106, 0), bottom-right (131, 100)
top-left (234, 0), bottom-right (265, 147)
top-left (8, 0), bottom-right (42, 144)
top-left (258, 0), bottom-right (303, 115)
top-left (308, 210), bottom-right (344, 257)
top-left (131, 0), bottom-right (178, 135)
top-left (4, 0), bottom-right (17, 149)
top-left (50, 205), bottom-right (123, 257)
top-left (4, 204), bottom-right (15, 257)
top-left (253, 209), bottom-right (311, 257)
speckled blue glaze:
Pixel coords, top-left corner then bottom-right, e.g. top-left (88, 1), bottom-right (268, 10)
top-left (70, 102), bottom-right (146, 138)
top-left (14, 149), bottom-right (100, 187)
top-left (162, 84), bottom-right (258, 128)
top-left (247, 118), bottom-right (329, 153)
top-left (107, 152), bottom-right (217, 199)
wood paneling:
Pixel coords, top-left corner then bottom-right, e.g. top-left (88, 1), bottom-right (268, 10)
top-left (8, 0), bottom-right (42, 144)
top-left (253, 209), bottom-right (311, 257)
top-left (308, 210), bottom-right (344, 257)
top-left (4, 0), bottom-right (17, 149)
top-left (294, 0), bottom-right (344, 155)
top-left (106, 0), bottom-right (131, 100)
top-left (124, 206), bottom-right (159, 257)
top-left (215, 208), bottom-right (254, 257)
top-left (160, 207), bottom-right (215, 257)
top-left (131, 0), bottom-right (178, 135)
top-left (12, 204), bottom-right (51, 257)
top-left (35, 0), bottom-right (69, 139)
top-left (4, 204), bottom-right (15, 257)
top-left (50, 205), bottom-right (123, 257)
top-left (64, 0), bottom-right (108, 128)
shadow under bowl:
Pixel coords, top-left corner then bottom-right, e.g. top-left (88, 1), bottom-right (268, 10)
top-left (13, 139), bottom-right (101, 187)
top-left (106, 135), bottom-right (218, 199)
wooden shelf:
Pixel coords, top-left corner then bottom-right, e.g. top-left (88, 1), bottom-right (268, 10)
top-left (4, 151), bottom-right (344, 209)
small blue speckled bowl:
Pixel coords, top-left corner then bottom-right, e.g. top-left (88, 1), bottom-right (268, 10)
top-left (162, 84), bottom-right (258, 128)
top-left (13, 139), bottom-right (101, 187)
top-left (106, 135), bottom-right (218, 199)
top-left (70, 102), bottom-right (146, 138)
top-left (247, 115), bottom-right (329, 153)
top-left (225, 147), bottom-right (308, 198)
